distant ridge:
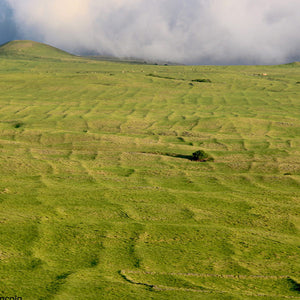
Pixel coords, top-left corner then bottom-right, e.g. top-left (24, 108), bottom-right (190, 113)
top-left (282, 61), bottom-right (300, 67)
top-left (288, 61), bottom-right (300, 66)
top-left (0, 40), bottom-right (75, 60)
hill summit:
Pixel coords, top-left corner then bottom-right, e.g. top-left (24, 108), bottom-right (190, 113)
top-left (0, 40), bottom-right (75, 59)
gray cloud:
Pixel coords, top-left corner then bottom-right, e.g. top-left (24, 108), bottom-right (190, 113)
top-left (0, 0), bottom-right (18, 44)
top-left (2, 0), bottom-right (300, 64)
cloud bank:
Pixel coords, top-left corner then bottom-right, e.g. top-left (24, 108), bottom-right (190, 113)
top-left (1, 0), bottom-right (300, 64)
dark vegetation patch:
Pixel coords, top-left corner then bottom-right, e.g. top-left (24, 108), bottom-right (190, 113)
top-left (0, 120), bottom-right (25, 128)
top-left (147, 73), bottom-right (175, 80)
top-left (142, 151), bottom-right (192, 160)
top-left (177, 137), bottom-right (185, 142)
top-left (146, 74), bottom-right (212, 83)
top-left (90, 257), bottom-right (99, 267)
top-left (14, 122), bottom-right (24, 128)
top-left (142, 149), bottom-right (213, 162)
top-left (287, 277), bottom-right (300, 293)
top-left (191, 78), bottom-right (212, 83)
top-left (45, 272), bottom-right (72, 297)
top-left (119, 271), bottom-right (154, 290)
top-left (191, 150), bottom-right (214, 162)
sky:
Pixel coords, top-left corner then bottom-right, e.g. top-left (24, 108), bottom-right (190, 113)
top-left (0, 0), bottom-right (300, 65)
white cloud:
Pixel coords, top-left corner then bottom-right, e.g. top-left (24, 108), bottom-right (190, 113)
top-left (3, 0), bottom-right (300, 64)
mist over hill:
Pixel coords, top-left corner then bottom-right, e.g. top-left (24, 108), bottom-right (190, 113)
top-left (1, 0), bottom-right (300, 65)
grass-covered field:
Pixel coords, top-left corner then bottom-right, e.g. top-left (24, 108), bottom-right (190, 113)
top-left (0, 41), bottom-right (300, 299)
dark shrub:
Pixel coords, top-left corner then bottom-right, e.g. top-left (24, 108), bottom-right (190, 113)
top-left (192, 150), bottom-right (214, 162)
top-left (14, 122), bottom-right (23, 128)
top-left (191, 79), bottom-right (211, 83)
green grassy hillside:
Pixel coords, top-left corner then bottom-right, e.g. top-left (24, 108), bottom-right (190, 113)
top-left (0, 41), bottom-right (299, 299)
top-left (0, 40), bottom-right (75, 60)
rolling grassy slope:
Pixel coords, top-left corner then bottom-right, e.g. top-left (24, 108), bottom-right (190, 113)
top-left (0, 41), bottom-right (299, 299)
top-left (0, 40), bottom-right (75, 60)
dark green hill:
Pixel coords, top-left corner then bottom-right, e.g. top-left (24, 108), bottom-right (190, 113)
top-left (0, 40), bottom-right (75, 59)
top-left (283, 61), bottom-right (300, 67)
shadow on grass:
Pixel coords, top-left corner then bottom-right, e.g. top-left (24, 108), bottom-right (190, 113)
top-left (287, 277), bottom-right (300, 293)
top-left (141, 151), bottom-right (213, 162)
top-left (164, 153), bottom-right (193, 160)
